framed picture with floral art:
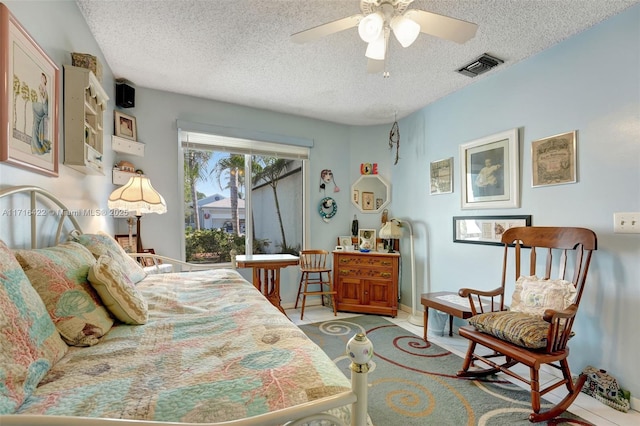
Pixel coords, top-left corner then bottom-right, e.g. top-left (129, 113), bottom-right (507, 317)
top-left (0, 4), bottom-right (59, 176)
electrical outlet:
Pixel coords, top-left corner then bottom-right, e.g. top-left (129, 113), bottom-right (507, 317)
top-left (613, 212), bottom-right (640, 233)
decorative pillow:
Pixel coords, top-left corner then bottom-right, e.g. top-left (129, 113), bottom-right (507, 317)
top-left (510, 275), bottom-right (577, 317)
top-left (0, 239), bottom-right (68, 414)
top-left (70, 231), bottom-right (146, 284)
top-left (88, 255), bottom-right (148, 324)
top-left (13, 242), bottom-right (114, 347)
top-left (468, 311), bottom-right (552, 349)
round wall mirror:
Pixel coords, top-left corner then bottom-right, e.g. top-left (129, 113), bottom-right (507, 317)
top-left (350, 175), bottom-right (390, 213)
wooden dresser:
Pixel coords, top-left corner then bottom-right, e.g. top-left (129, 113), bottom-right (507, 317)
top-left (332, 250), bottom-right (399, 317)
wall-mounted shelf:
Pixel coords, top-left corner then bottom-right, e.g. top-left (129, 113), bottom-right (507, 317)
top-left (63, 65), bottom-right (108, 175)
top-left (112, 169), bottom-right (140, 185)
top-left (112, 135), bottom-right (145, 185)
top-left (112, 135), bottom-right (145, 157)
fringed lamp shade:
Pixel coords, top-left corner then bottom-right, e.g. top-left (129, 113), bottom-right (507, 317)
top-left (108, 176), bottom-right (167, 215)
top-left (379, 220), bottom-right (403, 253)
top-left (108, 176), bottom-right (166, 253)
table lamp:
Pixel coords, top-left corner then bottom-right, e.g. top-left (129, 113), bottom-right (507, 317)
top-left (108, 175), bottom-right (167, 253)
top-left (379, 219), bottom-right (402, 253)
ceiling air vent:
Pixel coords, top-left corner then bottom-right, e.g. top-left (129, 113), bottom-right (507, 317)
top-left (457, 54), bottom-right (504, 77)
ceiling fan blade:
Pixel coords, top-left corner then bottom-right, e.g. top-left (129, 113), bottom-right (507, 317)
top-left (291, 14), bottom-right (362, 44)
top-left (405, 10), bottom-right (478, 44)
top-left (367, 59), bottom-right (384, 74)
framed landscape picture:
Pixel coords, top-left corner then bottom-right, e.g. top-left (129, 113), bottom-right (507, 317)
top-left (460, 128), bottom-right (519, 209)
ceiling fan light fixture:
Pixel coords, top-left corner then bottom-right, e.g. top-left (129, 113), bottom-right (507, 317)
top-left (358, 12), bottom-right (384, 43)
top-left (365, 32), bottom-right (386, 60)
top-left (390, 15), bottom-right (420, 47)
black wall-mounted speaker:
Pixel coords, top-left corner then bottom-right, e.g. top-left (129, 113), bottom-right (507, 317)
top-left (116, 83), bottom-right (135, 108)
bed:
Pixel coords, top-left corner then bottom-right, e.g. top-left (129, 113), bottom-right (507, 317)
top-left (0, 186), bottom-right (371, 426)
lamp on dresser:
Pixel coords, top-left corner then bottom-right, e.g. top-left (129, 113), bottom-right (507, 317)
top-left (108, 175), bottom-right (167, 253)
top-left (379, 219), bottom-right (402, 253)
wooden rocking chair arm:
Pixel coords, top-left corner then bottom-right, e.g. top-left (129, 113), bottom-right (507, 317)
top-left (458, 287), bottom-right (503, 298)
top-left (542, 304), bottom-right (578, 322)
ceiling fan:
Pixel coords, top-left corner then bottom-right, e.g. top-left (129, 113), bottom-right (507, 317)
top-left (291, 0), bottom-right (478, 73)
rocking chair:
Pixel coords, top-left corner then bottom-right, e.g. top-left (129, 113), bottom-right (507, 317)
top-left (456, 226), bottom-right (597, 422)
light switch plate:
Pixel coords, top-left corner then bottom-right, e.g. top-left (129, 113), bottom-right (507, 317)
top-left (613, 212), bottom-right (640, 233)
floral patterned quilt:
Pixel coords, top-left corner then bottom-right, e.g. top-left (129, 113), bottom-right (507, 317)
top-left (15, 269), bottom-right (351, 423)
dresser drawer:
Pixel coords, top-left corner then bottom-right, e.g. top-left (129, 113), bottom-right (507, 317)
top-left (337, 267), bottom-right (393, 279)
top-left (336, 255), bottom-right (395, 268)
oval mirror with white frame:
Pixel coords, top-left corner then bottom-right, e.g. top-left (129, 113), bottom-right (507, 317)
top-left (351, 175), bottom-right (390, 213)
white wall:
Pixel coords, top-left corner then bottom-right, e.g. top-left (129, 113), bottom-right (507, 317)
top-left (391, 4), bottom-right (640, 401)
top-left (0, 1), bottom-right (117, 240)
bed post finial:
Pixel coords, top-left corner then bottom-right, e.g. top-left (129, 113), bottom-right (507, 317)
top-left (347, 332), bottom-right (372, 426)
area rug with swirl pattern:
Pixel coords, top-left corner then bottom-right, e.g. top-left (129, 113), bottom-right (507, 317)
top-left (299, 315), bottom-right (592, 426)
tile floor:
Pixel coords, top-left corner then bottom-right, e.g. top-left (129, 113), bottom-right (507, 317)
top-left (288, 305), bottom-right (639, 426)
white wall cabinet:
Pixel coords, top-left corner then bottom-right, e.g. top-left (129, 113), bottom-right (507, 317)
top-left (63, 65), bottom-right (108, 174)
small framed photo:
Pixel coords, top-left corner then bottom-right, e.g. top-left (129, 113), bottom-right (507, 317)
top-left (531, 130), bottom-right (577, 187)
top-left (460, 128), bottom-right (519, 209)
top-left (352, 189), bottom-right (359, 205)
top-left (141, 248), bottom-right (160, 267)
top-left (114, 110), bottom-right (137, 141)
top-left (115, 234), bottom-right (137, 253)
top-left (453, 215), bottom-right (532, 246)
top-left (430, 157), bottom-right (453, 195)
top-left (362, 191), bottom-right (374, 210)
top-left (358, 229), bottom-right (376, 251)
top-left (1, 4), bottom-right (60, 177)
top-left (338, 235), bottom-right (352, 249)
top-left (376, 242), bottom-right (385, 252)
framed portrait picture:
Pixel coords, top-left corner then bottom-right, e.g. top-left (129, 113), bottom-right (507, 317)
top-left (114, 111), bottom-right (137, 141)
top-left (430, 157), bottom-right (453, 195)
top-left (362, 191), bottom-right (374, 210)
top-left (338, 235), bottom-right (353, 249)
top-left (460, 128), bottom-right (519, 209)
top-left (453, 215), bottom-right (532, 246)
top-left (0, 4), bottom-right (59, 176)
top-left (358, 229), bottom-right (376, 251)
top-left (115, 234), bottom-right (137, 253)
top-left (531, 130), bottom-right (577, 187)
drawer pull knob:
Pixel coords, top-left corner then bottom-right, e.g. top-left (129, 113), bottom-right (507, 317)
top-left (381, 261), bottom-right (391, 266)
top-left (381, 273), bottom-right (391, 278)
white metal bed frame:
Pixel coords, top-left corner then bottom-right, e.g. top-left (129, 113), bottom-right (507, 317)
top-left (0, 185), bottom-right (371, 426)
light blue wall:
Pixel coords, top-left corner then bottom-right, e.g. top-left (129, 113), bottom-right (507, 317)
top-left (0, 1), bottom-right (117, 238)
top-left (1, 0), bottom-right (638, 404)
top-left (392, 4), bottom-right (640, 399)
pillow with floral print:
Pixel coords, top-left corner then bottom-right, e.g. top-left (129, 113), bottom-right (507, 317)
top-left (14, 241), bottom-right (113, 346)
top-left (0, 239), bottom-right (68, 414)
top-left (70, 231), bottom-right (146, 284)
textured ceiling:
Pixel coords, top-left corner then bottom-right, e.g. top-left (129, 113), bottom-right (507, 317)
top-left (76, 0), bottom-right (638, 126)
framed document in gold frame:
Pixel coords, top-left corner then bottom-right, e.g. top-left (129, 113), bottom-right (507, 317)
top-left (531, 130), bottom-right (577, 187)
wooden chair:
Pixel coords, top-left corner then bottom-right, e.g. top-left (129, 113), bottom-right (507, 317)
top-left (456, 226), bottom-right (597, 423)
top-left (294, 250), bottom-right (337, 320)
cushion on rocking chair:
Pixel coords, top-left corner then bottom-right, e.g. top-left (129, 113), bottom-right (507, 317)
top-left (510, 275), bottom-right (576, 317)
top-left (468, 311), bottom-right (552, 349)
